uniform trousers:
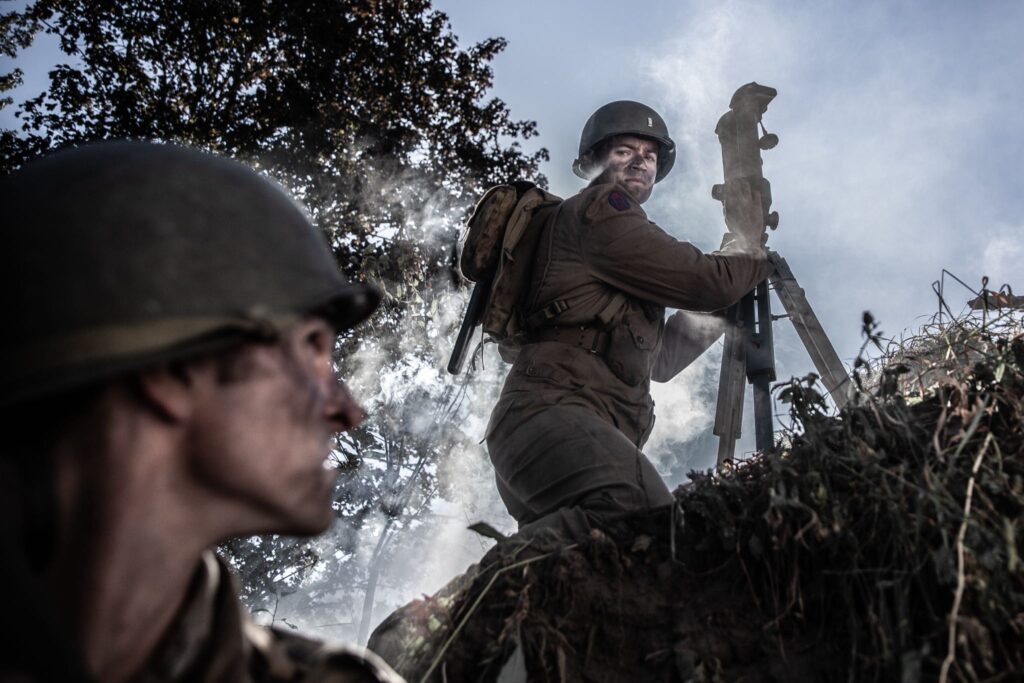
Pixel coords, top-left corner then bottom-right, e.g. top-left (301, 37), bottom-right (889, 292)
top-left (487, 404), bottom-right (675, 538)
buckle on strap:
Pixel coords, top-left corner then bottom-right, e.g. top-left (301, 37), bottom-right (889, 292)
top-left (525, 299), bottom-right (571, 329)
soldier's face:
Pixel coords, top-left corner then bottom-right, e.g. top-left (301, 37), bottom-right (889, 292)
top-left (186, 318), bottom-right (363, 536)
top-left (598, 135), bottom-right (659, 203)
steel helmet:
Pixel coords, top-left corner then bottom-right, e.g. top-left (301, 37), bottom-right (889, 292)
top-left (572, 100), bottom-right (676, 183)
top-left (0, 141), bottom-right (380, 406)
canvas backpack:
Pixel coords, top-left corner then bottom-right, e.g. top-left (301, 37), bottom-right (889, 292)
top-left (447, 181), bottom-right (561, 373)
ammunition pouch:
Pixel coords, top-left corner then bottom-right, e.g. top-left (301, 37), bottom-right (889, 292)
top-left (530, 317), bottom-right (659, 387)
top-left (527, 292), bottom-right (663, 386)
top-left (604, 317), bottom-right (658, 387)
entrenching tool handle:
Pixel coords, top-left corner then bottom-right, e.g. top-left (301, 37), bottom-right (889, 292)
top-left (447, 279), bottom-right (491, 375)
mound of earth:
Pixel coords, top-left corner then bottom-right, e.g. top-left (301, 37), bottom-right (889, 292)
top-left (371, 329), bottom-right (1024, 682)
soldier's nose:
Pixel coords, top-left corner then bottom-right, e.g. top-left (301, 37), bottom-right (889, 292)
top-left (326, 380), bottom-right (366, 431)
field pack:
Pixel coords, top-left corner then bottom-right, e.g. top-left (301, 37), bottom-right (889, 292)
top-left (447, 181), bottom-right (561, 373)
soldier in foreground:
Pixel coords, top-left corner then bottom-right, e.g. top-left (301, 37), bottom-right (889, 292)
top-left (486, 101), bottom-right (774, 536)
top-left (0, 142), bottom-right (403, 682)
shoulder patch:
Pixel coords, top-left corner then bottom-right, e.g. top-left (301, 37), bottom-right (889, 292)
top-left (607, 190), bottom-right (631, 211)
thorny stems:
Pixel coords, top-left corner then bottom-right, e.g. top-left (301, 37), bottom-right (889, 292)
top-left (939, 432), bottom-right (993, 683)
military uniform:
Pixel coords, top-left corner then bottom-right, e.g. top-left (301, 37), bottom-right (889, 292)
top-left (486, 182), bottom-right (774, 533)
top-left (135, 553), bottom-right (404, 683)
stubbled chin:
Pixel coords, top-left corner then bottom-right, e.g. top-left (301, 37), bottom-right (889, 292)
top-left (623, 184), bottom-right (651, 203)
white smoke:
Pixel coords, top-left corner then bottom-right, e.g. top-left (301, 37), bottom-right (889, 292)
top-left (976, 224), bottom-right (1024, 293)
top-left (647, 345), bottom-right (722, 480)
top-left (635, 0), bottom-right (1020, 360)
top-left (263, 162), bottom-right (516, 642)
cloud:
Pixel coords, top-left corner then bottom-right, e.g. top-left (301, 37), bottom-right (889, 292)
top-left (976, 224), bottom-right (1024, 293)
top-left (636, 0), bottom-right (1018, 362)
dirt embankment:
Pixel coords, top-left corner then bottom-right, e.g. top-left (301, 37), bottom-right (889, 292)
top-left (372, 328), bottom-right (1024, 682)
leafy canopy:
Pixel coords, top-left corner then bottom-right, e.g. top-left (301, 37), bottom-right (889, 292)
top-left (1, 0), bottom-right (548, 280)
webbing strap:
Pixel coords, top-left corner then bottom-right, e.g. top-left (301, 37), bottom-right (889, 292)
top-left (595, 292), bottom-right (627, 328)
top-left (524, 299), bottom-right (570, 328)
top-left (531, 324), bottom-right (611, 356)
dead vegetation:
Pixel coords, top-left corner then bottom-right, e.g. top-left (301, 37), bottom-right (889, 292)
top-left (371, 309), bottom-right (1024, 682)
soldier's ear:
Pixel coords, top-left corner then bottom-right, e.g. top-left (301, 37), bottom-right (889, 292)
top-left (584, 150), bottom-right (608, 180)
top-left (135, 360), bottom-right (203, 423)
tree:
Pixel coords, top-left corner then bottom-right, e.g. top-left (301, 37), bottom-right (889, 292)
top-left (2, 0), bottom-right (546, 639)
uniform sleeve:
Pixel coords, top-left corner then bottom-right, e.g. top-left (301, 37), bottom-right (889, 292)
top-left (579, 185), bottom-right (774, 312)
top-left (651, 310), bottom-right (727, 382)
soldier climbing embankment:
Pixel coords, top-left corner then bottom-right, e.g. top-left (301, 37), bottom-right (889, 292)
top-left (482, 101), bottom-right (775, 536)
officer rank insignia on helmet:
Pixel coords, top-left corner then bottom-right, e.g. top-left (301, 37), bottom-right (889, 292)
top-left (608, 190), bottom-right (631, 211)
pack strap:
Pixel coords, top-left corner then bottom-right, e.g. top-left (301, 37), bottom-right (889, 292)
top-left (531, 324), bottom-right (611, 356)
top-left (595, 292), bottom-right (627, 327)
top-left (524, 299), bottom-right (570, 328)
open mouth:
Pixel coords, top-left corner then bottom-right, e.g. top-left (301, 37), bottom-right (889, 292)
top-left (322, 448), bottom-right (340, 470)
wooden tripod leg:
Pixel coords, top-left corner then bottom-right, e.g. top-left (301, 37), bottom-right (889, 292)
top-left (714, 301), bottom-right (748, 466)
top-left (767, 251), bottom-right (852, 408)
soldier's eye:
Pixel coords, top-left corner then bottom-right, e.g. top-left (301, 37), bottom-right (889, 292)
top-left (305, 325), bottom-right (333, 357)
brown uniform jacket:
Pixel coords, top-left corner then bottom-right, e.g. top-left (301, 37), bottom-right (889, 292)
top-left (135, 552), bottom-right (405, 683)
top-left (488, 182), bottom-right (774, 448)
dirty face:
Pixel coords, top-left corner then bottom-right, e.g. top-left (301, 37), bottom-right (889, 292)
top-left (186, 318), bottom-right (363, 536)
top-left (597, 135), bottom-right (659, 204)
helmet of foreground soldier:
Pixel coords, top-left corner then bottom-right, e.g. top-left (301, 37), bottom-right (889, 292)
top-left (572, 100), bottom-right (676, 183)
top-left (0, 141), bottom-right (380, 407)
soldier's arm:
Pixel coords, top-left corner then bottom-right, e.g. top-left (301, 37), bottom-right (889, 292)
top-left (579, 185), bottom-right (774, 311)
top-left (651, 310), bottom-right (728, 382)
